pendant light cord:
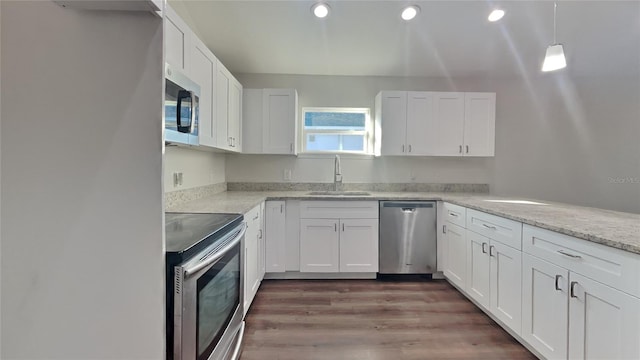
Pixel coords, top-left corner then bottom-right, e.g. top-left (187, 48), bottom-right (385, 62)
top-left (553, 2), bottom-right (557, 44)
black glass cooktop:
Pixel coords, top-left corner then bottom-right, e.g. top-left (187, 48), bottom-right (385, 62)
top-left (165, 212), bottom-right (243, 257)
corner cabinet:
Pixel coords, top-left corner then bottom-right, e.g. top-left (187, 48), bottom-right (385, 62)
top-left (243, 88), bottom-right (298, 155)
top-left (299, 201), bottom-right (379, 273)
top-left (376, 91), bottom-right (495, 157)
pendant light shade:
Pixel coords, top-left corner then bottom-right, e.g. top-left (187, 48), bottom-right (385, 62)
top-left (542, 2), bottom-right (567, 72)
top-left (542, 44), bottom-right (567, 72)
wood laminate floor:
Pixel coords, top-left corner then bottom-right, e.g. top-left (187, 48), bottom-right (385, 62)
top-left (240, 279), bottom-right (536, 360)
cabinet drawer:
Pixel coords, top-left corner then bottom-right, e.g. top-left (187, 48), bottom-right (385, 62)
top-left (466, 209), bottom-right (522, 250)
top-left (523, 225), bottom-right (640, 298)
top-left (443, 202), bottom-right (466, 227)
top-left (300, 201), bottom-right (378, 219)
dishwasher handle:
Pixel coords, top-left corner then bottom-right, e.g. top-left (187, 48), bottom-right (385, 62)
top-left (381, 202), bottom-right (434, 209)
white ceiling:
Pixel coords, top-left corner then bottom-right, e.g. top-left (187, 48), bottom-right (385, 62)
top-left (172, 0), bottom-right (640, 78)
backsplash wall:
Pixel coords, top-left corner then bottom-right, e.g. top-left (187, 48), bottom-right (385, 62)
top-left (164, 147), bottom-right (226, 192)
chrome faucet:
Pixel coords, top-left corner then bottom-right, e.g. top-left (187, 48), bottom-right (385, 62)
top-left (334, 155), bottom-right (342, 191)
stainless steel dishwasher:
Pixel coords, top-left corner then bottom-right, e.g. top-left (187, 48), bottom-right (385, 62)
top-left (379, 201), bottom-right (437, 274)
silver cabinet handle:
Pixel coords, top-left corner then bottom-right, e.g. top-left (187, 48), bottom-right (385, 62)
top-left (280, 204), bottom-right (283, 213)
top-left (290, 143), bottom-right (293, 153)
top-left (555, 275), bottom-right (562, 291)
top-left (334, 223), bottom-right (337, 232)
top-left (489, 245), bottom-right (495, 257)
top-left (558, 250), bottom-right (582, 259)
top-left (482, 223), bottom-right (497, 230)
top-left (459, 145), bottom-right (462, 153)
top-left (466, 145), bottom-right (469, 153)
top-left (253, 213), bottom-right (259, 220)
top-left (342, 223), bottom-right (345, 232)
top-left (481, 242), bottom-right (488, 254)
top-left (258, 229), bottom-right (263, 239)
top-left (570, 281), bottom-right (579, 298)
top-left (402, 145), bottom-right (405, 153)
top-left (408, 144), bottom-right (412, 152)
top-left (449, 212), bottom-right (458, 217)
top-left (443, 225), bottom-right (447, 234)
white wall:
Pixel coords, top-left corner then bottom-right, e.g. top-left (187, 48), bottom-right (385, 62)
top-left (489, 74), bottom-right (640, 213)
top-left (1, 2), bottom-right (165, 358)
top-left (230, 73), bottom-right (640, 213)
top-left (164, 147), bottom-right (226, 192)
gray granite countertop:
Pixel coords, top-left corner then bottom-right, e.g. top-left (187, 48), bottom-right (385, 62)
top-left (166, 191), bottom-right (640, 255)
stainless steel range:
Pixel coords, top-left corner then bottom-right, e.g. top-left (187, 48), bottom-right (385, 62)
top-left (166, 212), bottom-right (246, 360)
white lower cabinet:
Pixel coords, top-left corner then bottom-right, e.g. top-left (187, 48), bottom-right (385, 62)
top-left (265, 201), bottom-right (286, 273)
top-left (244, 203), bottom-right (264, 315)
top-left (299, 201), bottom-right (378, 274)
top-left (489, 240), bottom-right (522, 334)
top-left (568, 272), bottom-right (640, 359)
top-left (466, 230), bottom-right (490, 308)
top-left (443, 222), bottom-right (467, 289)
top-left (299, 219), bottom-right (340, 272)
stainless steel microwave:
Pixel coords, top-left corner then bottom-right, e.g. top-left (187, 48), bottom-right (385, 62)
top-left (165, 63), bottom-right (200, 146)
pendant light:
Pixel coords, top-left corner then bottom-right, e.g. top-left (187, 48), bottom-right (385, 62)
top-left (542, 2), bottom-right (567, 72)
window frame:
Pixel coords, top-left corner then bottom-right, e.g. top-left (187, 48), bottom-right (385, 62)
top-left (300, 107), bottom-right (373, 155)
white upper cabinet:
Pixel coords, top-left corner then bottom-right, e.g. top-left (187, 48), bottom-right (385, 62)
top-left (379, 91), bottom-right (407, 155)
top-left (215, 62), bottom-right (243, 152)
top-left (377, 91), bottom-right (495, 157)
top-left (243, 89), bottom-right (298, 155)
top-left (463, 93), bottom-right (496, 156)
top-left (164, 6), bottom-right (191, 75)
top-left (190, 36), bottom-right (217, 148)
top-left (433, 92), bottom-right (465, 155)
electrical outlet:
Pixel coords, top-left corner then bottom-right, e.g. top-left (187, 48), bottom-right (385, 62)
top-left (283, 169), bottom-right (292, 181)
top-left (410, 169), bottom-right (417, 182)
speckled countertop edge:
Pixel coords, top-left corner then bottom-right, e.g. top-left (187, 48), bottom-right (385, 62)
top-left (165, 191), bottom-right (640, 255)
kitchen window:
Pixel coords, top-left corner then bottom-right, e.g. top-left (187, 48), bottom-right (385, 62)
top-left (301, 107), bottom-right (372, 154)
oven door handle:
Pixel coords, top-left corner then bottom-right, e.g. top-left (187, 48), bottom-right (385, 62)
top-left (183, 222), bottom-right (246, 278)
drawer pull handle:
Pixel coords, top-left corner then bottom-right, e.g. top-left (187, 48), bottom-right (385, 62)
top-left (554, 275), bottom-right (562, 291)
top-left (482, 242), bottom-right (488, 254)
top-left (482, 223), bottom-right (497, 230)
top-left (253, 214), bottom-right (259, 220)
top-left (449, 213), bottom-right (459, 217)
top-left (558, 250), bottom-right (582, 259)
top-left (570, 281), bottom-right (579, 298)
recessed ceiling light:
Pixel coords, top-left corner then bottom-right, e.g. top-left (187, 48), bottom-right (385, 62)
top-left (401, 5), bottom-right (420, 21)
top-left (311, 2), bottom-right (330, 18)
top-left (488, 9), bottom-right (505, 22)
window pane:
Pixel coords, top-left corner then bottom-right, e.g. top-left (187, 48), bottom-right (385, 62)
top-left (306, 134), bottom-right (365, 152)
top-left (341, 135), bottom-right (364, 151)
top-left (304, 112), bottom-right (365, 131)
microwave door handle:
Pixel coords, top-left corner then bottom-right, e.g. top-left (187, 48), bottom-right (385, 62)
top-left (183, 223), bottom-right (247, 278)
top-left (189, 90), bottom-right (197, 134)
top-left (176, 89), bottom-right (191, 133)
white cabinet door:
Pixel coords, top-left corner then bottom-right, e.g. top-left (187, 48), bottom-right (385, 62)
top-left (299, 219), bottom-right (340, 273)
top-left (522, 254), bottom-right (569, 360)
top-left (241, 89), bottom-right (264, 154)
top-left (380, 91), bottom-right (408, 155)
top-left (191, 37), bottom-right (216, 148)
top-left (444, 223), bottom-right (467, 290)
top-left (215, 62), bottom-right (231, 151)
top-left (263, 89), bottom-right (297, 154)
top-left (164, 6), bottom-right (191, 75)
top-left (229, 78), bottom-right (242, 152)
top-left (265, 201), bottom-right (286, 273)
top-left (568, 272), bottom-right (640, 360)
top-left (244, 209), bottom-right (259, 315)
top-left (466, 230), bottom-right (490, 309)
top-left (490, 240), bottom-right (522, 335)
top-left (339, 219), bottom-right (378, 273)
top-left (258, 202), bottom-right (266, 281)
top-left (433, 92), bottom-right (465, 156)
top-left (406, 91), bottom-right (437, 155)
top-left (463, 92), bottom-right (495, 157)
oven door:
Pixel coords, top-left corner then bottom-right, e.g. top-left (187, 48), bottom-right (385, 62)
top-left (174, 223), bottom-right (246, 360)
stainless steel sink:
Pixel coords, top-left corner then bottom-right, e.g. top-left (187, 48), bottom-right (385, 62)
top-left (306, 191), bottom-right (371, 196)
